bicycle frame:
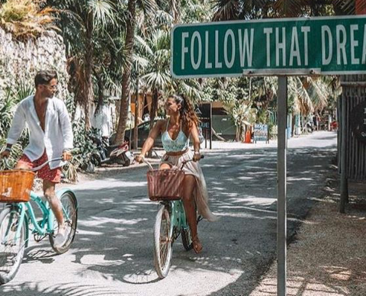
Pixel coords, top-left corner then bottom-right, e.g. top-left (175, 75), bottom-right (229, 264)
top-left (4, 188), bottom-right (74, 245)
top-left (25, 192), bottom-right (55, 235)
top-left (165, 199), bottom-right (189, 241)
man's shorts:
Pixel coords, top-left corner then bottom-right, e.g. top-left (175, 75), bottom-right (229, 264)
top-left (18, 151), bottom-right (62, 183)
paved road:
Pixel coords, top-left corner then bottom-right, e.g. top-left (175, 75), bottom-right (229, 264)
top-left (0, 131), bottom-right (337, 296)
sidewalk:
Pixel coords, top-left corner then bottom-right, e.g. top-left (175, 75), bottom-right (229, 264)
top-left (251, 168), bottom-right (366, 295)
top-left (209, 133), bottom-right (366, 295)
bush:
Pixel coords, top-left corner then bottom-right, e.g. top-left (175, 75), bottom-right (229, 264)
top-left (0, 0), bottom-right (56, 39)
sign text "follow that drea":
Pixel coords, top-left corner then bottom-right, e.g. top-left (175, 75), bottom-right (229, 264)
top-left (171, 16), bottom-right (366, 78)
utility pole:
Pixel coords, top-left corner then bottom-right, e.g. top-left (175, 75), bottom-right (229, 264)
top-left (134, 62), bottom-right (139, 150)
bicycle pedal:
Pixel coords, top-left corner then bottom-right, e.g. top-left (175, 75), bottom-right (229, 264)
top-left (33, 233), bottom-right (47, 242)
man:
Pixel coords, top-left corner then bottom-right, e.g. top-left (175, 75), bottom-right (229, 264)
top-left (0, 70), bottom-right (73, 248)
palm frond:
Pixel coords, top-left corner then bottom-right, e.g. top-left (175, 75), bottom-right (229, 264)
top-left (333, 0), bottom-right (355, 15)
top-left (137, 0), bottom-right (158, 16)
top-left (273, 0), bottom-right (309, 17)
top-left (211, 0), bottom-right (239, 21)
top-left (88, 0), bottom-right (118, 27)
top-left (135, 34), bottom-right (154, 55)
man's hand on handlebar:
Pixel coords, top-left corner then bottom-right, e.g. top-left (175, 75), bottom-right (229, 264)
top-left (0, 150), bottom-right (10, 159)
top-left (62, 150), bottom-right (73, 161)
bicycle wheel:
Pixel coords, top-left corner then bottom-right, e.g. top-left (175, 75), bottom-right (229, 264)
top-left (49, 191), bottom-right (78, 254)
top-left (181, 225), bottom-right (192, 251)
top-left (153, 204), bottom-right (173, 279)
top-left (0, 206), bottom-right (27, 284)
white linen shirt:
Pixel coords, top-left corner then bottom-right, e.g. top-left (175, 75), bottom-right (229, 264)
top-left (7, 95), bottom-right (73, 169)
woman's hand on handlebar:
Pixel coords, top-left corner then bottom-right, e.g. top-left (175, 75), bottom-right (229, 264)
top-left (134, 154), bottom-right (145, 164)
top-left (193, 151), bottom-right (202, 162)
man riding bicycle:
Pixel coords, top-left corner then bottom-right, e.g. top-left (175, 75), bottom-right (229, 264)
top-left (0, 70), bottom-right (73, 248)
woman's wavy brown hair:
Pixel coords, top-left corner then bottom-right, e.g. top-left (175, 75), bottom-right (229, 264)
top-left (169, 94), bottom-right (199, 130)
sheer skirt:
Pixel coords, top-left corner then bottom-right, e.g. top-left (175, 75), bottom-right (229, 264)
top-left (161, 150), bottom-right (218, 222)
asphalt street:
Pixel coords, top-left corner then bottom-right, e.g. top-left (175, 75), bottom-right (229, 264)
top-left (0, 131), bottom-right (337, 296)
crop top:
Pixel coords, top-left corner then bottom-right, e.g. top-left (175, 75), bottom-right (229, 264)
top-left (161, 118), bottom-right (189, 152)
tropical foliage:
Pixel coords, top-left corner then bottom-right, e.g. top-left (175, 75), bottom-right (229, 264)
top-left (0, 0), bottom-right (57, 39)
top-left (0, 0), bottom-right (349, 177)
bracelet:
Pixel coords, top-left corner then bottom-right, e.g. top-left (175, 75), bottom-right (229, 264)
top-left (194, 151), bottom-right (200, 155)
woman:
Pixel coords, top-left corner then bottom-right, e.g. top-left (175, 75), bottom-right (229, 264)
top-left (135, 94), bottom-right (217, 254)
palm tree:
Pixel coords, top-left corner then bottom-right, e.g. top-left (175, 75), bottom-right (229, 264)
top-left (48, 0), bottom-right (118, 130)
top-left (211, 0), bottom-right (365, 20)
top-left (138, 29), bottom-right (172, 128)
top-left (113, 0), bottom-right (157, 144)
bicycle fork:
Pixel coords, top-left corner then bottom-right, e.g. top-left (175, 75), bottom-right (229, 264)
top-left (1, 205), bottom-right (27, 248)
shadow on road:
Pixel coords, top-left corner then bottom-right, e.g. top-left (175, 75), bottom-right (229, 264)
top-left (0, 136), bottom-right (337, 296)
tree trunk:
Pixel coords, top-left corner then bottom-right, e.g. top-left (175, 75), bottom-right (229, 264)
top-left (95, 73), bottom-right (104, 116)
top-left (147, 89), bottom-right (159, 157)
top-left (115, 0), bottom-right (136, 144)
top-left (149, 89), bottom-right (159, 130)
top-left (84, 13), bottom-right (94, 130)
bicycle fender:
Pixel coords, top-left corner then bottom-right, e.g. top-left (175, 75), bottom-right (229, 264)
top-left (56, 189), bottom-right (78, 209)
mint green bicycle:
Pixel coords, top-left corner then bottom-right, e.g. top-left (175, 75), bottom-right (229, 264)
top-left (0, 157), bottom-right (78, 284)
top-left (144, 158), bottom-right (202, 278)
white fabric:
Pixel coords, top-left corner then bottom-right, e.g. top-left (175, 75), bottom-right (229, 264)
top-left (161, 150), bottom-right (218, 222)
top-left (7, 95), bottom-right (73, 169)
top-left (92, 105), bottom-right (113, 137)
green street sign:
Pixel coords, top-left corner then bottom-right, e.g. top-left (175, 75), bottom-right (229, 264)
top-left (171, 15), bottom-right (366, 78)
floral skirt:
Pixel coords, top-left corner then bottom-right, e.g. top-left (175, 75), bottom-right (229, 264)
top-left (161, 150), bottom-right (218, 222)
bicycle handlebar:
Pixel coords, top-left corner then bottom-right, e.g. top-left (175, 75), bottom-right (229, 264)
top-left (142, 155), bottom-right (204, 171)
top-left (1, 148), bottom-right (79, 172)
top-left (31, 157), bottom-right (63, 172)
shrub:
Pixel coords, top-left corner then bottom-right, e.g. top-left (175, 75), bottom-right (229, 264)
top-left (0, 0), bottom-right (57, 39)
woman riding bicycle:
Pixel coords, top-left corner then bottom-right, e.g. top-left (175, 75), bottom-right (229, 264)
top-left (135, 94), bottom-right (218, 254)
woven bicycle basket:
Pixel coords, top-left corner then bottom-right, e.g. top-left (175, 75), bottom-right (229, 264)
top-left (0, 170), bottom-right (35, 203)
top-left (147, 169), bottom-right (185, 201)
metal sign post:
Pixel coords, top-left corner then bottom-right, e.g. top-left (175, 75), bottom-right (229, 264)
top-left (277, 76), bottom-right (288, 296)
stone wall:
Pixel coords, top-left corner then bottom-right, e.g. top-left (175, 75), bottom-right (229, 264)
top-left (0, 27), bottom-right (70, 101)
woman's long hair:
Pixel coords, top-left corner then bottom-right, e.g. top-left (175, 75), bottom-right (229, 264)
top-left (169, 94), bottom-right (199, 129)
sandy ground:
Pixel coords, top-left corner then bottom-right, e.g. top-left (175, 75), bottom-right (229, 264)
top-left (251, 168), bottom-right (366, 296)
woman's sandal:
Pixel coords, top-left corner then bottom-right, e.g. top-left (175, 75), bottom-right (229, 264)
top-left (192, 236), bottom-right (203, 254)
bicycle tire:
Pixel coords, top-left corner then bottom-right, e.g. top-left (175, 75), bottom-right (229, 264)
top-left (49, 191), bottom-right (78, 254)
top-left (0, 206), bottom-right (27, 284)
top-left (153, 204), bottom-right (173, 279)
top-left (181, 226), bottom-right (192, 251)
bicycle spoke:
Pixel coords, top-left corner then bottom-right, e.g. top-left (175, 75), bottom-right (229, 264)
top-left (0, 208), bottom-right (26, 283)
top-left (49, 191), bottom-right (78, 254)
top-left (154, 205), bottom-right (173, 278)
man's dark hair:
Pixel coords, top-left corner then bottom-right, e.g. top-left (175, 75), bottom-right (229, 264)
top-left (35, 70), bottom-right (58, 87)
